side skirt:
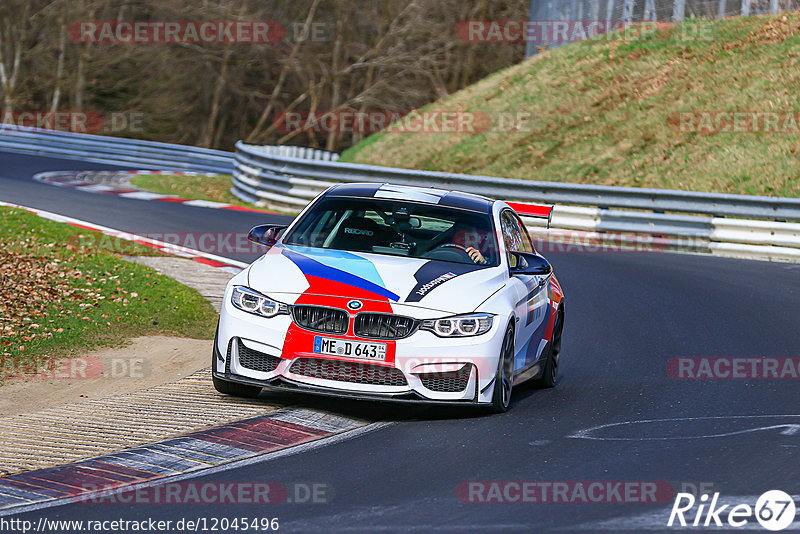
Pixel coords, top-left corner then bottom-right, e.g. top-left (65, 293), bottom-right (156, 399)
top-left (512, 361), bottom-right (543, 386)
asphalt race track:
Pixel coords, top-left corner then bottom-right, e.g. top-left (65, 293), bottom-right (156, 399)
top-left (3, 150), bottom-right (800, 532)
top-left (0, 152), bottom-right (292, 263)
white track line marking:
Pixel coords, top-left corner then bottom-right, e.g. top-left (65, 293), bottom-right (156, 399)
top-left (569, 414), bottom-right (800, 441)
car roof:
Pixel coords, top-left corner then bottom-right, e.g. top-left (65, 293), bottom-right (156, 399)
top-left (325, 183), bottom-right (495, 214)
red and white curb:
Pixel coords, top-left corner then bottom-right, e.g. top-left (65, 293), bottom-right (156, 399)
top-left (0, 408), bottom-right (380, 514)
top-left (33, 171), bottom-right (273, 215)
top-left (0, 200), bottom-right (247, 273)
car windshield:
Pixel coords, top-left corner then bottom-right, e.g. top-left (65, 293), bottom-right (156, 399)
top-left (283, 196), bottom-right (499, 266)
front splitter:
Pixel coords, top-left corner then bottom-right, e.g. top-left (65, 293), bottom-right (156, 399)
top-left (216, 372), bottom-right (487, 407)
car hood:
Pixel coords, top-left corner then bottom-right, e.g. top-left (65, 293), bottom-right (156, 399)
top-left (246, 245), bottom-right (506, 314)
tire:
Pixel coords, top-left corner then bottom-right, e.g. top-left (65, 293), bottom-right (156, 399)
top-left (532, 309), bottom-right (563, 389)
top-left (212, 334), bottom-right (262, 399)
top-left (490, 324), bottom-right (515, 413)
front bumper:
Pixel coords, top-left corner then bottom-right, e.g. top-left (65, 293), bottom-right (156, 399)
top-left (216, 292), bottom-right (507, 405)
top-left (213, 367), bottom-right (484, 406)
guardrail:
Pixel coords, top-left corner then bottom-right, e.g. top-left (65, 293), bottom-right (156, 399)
top-left (243, 144), bottom-right (340, 162)
top-left (0, 129), bottom-right (796, 263)
top-left (0, 125), bottom-right (234, 174)
top-left (233, 142), bottom-right (800, 262)
top-left (233, 142), bottom-right (800, 220)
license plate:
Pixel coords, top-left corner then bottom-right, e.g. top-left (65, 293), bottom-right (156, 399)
top-left (313, 336), bottom-right (386, 361)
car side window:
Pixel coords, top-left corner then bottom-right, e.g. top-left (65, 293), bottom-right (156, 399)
top-left (512, 214), bottom-right (535, 254)
top-left (501, 210), bottom-right (536, 268)
top-left (500, 211), bottom-right (522, 268)
top-left (500, 211), bottom-right (524, 253)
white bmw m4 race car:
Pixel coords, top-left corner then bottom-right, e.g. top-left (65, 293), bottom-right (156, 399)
top-left (213, 183), bottom-right (564, 412)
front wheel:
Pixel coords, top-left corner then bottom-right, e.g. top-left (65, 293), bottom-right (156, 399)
top-left (531, 310), bottom-right (563, 389)
top-left (490, 324), bottom-right (515, 413)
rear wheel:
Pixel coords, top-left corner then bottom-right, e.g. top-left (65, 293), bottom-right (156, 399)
top-left (490, 324), bottom-right (515, 413)
top-left (532, 310), bottom-right (563, 389)
top-left (212, 335), bottom-right (262, 398)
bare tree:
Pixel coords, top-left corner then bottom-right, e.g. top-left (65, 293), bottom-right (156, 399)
top-left (0, 1), bottom-right (30, 113)
top-left (0, 0), bottom-right (530, 149)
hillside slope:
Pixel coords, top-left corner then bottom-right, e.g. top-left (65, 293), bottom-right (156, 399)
top-left (341, 15), bottom-right (800, 197)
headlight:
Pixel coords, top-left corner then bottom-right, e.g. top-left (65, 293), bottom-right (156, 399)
top-left (420, 313), bottom-right (493, 337)
top-left (231, 286), bottom-right (289, 318)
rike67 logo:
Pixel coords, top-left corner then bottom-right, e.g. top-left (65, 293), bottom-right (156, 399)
top-left (668, 490), bottom-right (796, 531)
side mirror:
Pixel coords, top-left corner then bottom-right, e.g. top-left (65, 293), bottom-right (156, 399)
top-left (509, 252), bottom-right (552, 276)
top-left (248, 225), bottom-right (288, 248)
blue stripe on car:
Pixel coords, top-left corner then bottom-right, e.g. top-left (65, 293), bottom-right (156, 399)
top-left (286, 246), bottom-right (388, 289)
top-left (282, 247), bottom-right (401, 301)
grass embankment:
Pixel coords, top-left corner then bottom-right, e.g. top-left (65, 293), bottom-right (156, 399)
top-left (0, 207), bottom-right (217, 376)
top-left (130, 173), bottom-right (249, 206)
top-left (341, 15), bottom-right (800, 197)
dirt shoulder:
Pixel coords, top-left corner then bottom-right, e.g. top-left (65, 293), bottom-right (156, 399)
top-left (0, 206), bottom-right (218, 363)
top-left (0, 336), bottom-right (212, 416)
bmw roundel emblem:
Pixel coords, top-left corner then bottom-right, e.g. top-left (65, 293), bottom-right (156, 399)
top-left (347, 300), bottom-right (363, 311)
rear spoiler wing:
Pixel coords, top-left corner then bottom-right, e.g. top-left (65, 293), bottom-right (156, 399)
top-left (506, 202), bottom-right (554, 229)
